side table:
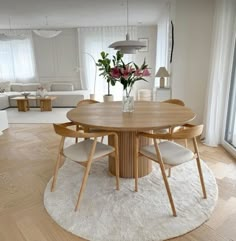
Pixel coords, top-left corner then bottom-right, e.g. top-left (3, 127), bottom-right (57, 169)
top-left (11, 97), bottom-right (30, 112)
top-left (38, 96), bottom-right (57, 111)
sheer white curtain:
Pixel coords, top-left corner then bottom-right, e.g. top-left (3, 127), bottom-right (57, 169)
top-left (0, 30), bottom-right (37, 83)
top-left (77, 26), bottom-right (136, 101)
top-left (155, 5), bottom-right (170, 88)
top-left (203, 0), bottom-right (236, 146)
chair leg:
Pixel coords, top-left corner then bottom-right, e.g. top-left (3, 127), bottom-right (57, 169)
top-left (184, 139), bottom-right (188, 148)
top-left (101, 136), bottom-right (104, 143)
top-left (193, 138), bottom-right (207, 199)
top-left (168, 168), bottom-right (171, 177)
top-left (159, 161), bottom-right (177, 217)
top-left (134, 134), bottom-right (139, 192)
top-left (195, 157), bottom-right (207, 199)
top-left (114, 134), bottom-right (120, 190)
top-left (75, 125), bottom-right (79, 143)
top-left (51, 153), bottom-right (62, 192)
top-left (75, 139), bottom-right (97, 211)
top-left (154, 140), bottom-right (177, 216)
top-left (74, 159), bottom-right (93, 211)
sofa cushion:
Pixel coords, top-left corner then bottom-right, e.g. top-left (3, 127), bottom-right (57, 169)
top-left (0, 81), bottom-right (11, 92)
top-left (10, 83), bottom-right (23, 92)
top-left (22, 83), bottom-right (41, 91)
top-left (10, 83), bottom-right (41, 92)
top-left (51, 83), bottom-right (74, 91)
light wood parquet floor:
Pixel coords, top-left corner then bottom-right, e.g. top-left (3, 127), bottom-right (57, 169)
top-left (0, 124), bottom-right (235, 241)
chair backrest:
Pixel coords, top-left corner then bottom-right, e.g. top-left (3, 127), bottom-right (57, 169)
top-left (53, 122), bottom-right (110, 139)
top-left (162, 99), bottom-right (185, 106)
top-left (137, 89), bottom-right (152, 101)
top-left (171, 124), bottom-right (203, 140)
top-left (140, 124), bottom-right (203, 141)
top-left (77, 99), bottom-right (99, 107)
top-left (53, 123), bottom-right (84, 138)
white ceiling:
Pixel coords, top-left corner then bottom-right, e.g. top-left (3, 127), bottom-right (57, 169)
top-left (0, 0), bottom-right (169, 29)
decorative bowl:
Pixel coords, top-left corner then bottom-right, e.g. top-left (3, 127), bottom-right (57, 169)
top-left (21, 92), bottom-right (31, 98)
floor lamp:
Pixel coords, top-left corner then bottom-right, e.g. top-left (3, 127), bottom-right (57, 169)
top-left (83, 52), bottom-right (97, 100)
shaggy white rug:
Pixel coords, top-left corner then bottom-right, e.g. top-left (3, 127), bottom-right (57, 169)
top-left (44, 159), bottom-right (218, 241)
top-left (6, 107), bottom-right (72, 123)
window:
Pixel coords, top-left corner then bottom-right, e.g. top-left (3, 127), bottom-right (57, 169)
top-left (0, 38), bottom-right (36, 82)
top-left (78, 27), bottom-right (136, 101)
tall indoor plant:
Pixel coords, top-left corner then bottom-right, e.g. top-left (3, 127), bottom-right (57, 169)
top-left (97, 51), bottom-right (123, 101)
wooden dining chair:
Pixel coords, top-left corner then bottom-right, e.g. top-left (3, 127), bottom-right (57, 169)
top-left (157, 99), bottom-right (185, 135)
top-left (162, 98), bottom-right (185, 106)
top-left (134, 124), bottom-right (207, 217)
top-left (137, 89), bottom-right (152, 101)
top-left (76, 99), bottom-right (100, 107)
top-left (156, 98), bottom-right (187, 177)
top-left (154, 99), bottom-right (185, 133)
top-left (52, 121), bottom-right (120, 211)
top-left (75, 99), bottom-right (101, 143)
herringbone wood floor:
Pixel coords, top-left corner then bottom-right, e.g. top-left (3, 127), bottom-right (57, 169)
top-left (0, 124), bottom-right (235, 241)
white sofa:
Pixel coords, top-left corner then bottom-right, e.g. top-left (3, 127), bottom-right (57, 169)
top-left (0, 82), bottom-right (89, 109)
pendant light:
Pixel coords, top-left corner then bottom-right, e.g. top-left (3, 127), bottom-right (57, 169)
top-left (109, 0), bottom-right (146, 54)
top-left (33, 16), bottom-right (62, 38)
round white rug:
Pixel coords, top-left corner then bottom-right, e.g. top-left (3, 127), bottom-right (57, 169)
top-left (44, 158), bottom-right (218, 241)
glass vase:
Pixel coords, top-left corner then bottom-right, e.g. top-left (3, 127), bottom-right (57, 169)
top-left (122, 90), bottom-right (134, 112)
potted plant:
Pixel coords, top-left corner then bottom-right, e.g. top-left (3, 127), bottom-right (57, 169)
top-left (96, 51), bottom-right (123, 102)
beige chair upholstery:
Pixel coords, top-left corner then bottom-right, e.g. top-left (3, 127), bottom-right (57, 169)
top-left (137, 89), bottom-right (152, 101)
top-left (140, 141), bottom-right (194, 166)
top-left (134, 124), bottom-right (207, 217)
top-left (51, 122), bottom-right (120, 212)
top-left (155, 98), bottom-right (187, 177)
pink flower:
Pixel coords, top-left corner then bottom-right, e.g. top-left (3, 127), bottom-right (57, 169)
top-left (110, 67), bottom-right (121, 78)
top-left (142, 68), bottom-right (151, 77)
top-left (120, 66), bottom-right (131, 79)
top-left (134, 69), bottom-right (142, 77)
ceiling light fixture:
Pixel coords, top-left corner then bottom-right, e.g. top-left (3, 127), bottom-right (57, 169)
top-left (109, 0), bottom-right (146, 54)
top-left (33, 16), bottom-right (62, 38)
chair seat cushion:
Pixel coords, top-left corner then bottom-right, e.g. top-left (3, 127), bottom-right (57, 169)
top-left (154, 128), bottom-right (169, 134)
top-left (140, 141), bottom-right (194, 166)
top-left (64, 139), bottom-right (114, 162)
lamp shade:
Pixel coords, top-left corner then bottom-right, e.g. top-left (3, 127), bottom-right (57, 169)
top-left (108, 0), bottom-right (146, 54)
top-left (155, 67), bottom-right (170, 77)
top-left (109, 34), bottom-right (146, 54)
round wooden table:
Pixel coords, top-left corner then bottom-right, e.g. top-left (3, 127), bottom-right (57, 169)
top-left (67, 101), bottom-right (196, 178)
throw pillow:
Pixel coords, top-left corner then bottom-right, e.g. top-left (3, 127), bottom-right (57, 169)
top-left (0, 81), bottom-right (10, 92)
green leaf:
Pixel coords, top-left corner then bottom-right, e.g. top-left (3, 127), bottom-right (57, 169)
top-left (134, 63), bottom-right (139, 70)
top-left (111, 79), bottom-right (116, 86)
top-left (101, 51), bottom-right (106, 58)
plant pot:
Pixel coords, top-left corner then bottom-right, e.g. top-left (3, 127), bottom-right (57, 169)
top-left (90, 94), bottom-right (95, 100)
top-left (103, 95), bottom-right (113, 102)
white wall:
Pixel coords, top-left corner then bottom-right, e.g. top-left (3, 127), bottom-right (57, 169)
top-left (33, 29), bottom-right (81, 89)
top-left (33, 26), bottom-right (157, 93)
top-left (135, 25), bottom-right (157, 91)
top-left (171, 0), bottom-right (214, 123)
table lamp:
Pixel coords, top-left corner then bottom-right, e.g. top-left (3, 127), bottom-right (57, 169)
top-left (155, 67), bottom-right (170, 88)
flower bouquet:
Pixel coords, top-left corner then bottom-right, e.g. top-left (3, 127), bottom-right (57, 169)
top-left (97, 51), bottom-right (151, 111)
